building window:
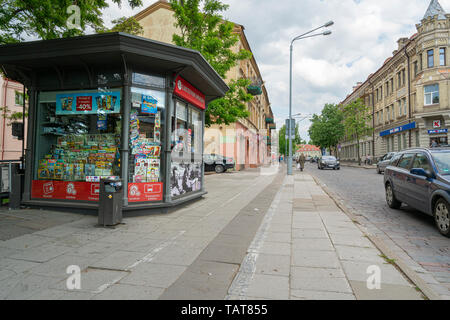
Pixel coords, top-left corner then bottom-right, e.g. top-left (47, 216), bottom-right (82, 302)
top-left (398, 100), bottom-right (402, 116)
top-left (419, 53), bottom-right (423, 70)
top-left (391, 104), bottom-right (394, 120)
top-left (390, 78), bottom-right (394, 93)
top-left (397, 72), bottom-right (401, 88)
top-left (386, 106), bottom-right (390, 121)
top-left (424, 84), bottom-right (439, 105)
top-left (413, 61), bottom-right (418, 76)
top-left (402, 69), bottom-right (405, 87)
top-left (427, 49), bottom-right (434, 68)
top-left (15, 91), bottom-right (24, 106)
top-left (440, 48), bottom-right (446, 66)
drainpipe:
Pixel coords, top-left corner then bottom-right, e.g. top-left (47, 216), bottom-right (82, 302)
top-left (404, 44), bottom-right (412, 147)
top-left (2, 78), bottom-right (9, 160)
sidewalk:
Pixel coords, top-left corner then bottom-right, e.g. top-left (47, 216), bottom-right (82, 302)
top-left (0, 166), bottom-right (425, 300)
top-left (226, 170), bottom-right (424, 300)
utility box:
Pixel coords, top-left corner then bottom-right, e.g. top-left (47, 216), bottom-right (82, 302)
top-left (98, 178), bottom-right (123, 227)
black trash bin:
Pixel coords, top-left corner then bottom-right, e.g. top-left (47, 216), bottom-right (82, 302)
top-left (98, 178), bottom-right (123, 227)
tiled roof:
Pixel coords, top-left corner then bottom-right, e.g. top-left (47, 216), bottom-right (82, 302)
top-left (297, 145), bottom-right (321, 152)
top-left (423, 0), bottom-right (446, 20)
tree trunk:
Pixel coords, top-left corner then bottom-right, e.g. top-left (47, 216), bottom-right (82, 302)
top-left (356, 136), bottom-right (361, 166)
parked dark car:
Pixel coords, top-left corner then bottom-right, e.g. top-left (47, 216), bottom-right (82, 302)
top-left (203, 154), bottom-right (235, 173)
top-left (384, 147), bottom-right (450, 237)
top-left (377, 152), bottom-right (397, 174)
top-left (318, 156), bottom-right (340, 170)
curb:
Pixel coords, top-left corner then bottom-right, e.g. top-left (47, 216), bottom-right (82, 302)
top-left (310, 175), bottom-right (442, 300)
top-left (340, 163), bottom-right (376, 170)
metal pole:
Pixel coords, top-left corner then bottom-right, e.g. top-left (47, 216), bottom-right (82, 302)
top-left (288, 43), bottom-right (293, 175)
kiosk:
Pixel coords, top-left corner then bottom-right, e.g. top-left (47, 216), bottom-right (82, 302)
top-left (0, 33), bottom-right (228, 212)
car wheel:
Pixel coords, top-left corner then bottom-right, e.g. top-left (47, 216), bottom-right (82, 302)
top-left (385, 183), bottom-right (401, 209)
top-left (337, 167), bottom-right (340, 170)
top-left (434, 199), bottom-right (450, 237)
top-left (215, 164), bottom-right (225, 174)
top-left (377, 167), bottom-right (381, 174)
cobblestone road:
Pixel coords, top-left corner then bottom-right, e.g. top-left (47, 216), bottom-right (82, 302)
top-left (304, 162), bottom-right (450, 297)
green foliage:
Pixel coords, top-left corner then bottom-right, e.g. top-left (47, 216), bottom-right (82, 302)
top-left (278, 123), bottom-right (302, 156)
top-left (169, 0), bottom-right (254, 126)
top-left (308, 103), bottom-right (345, 155)
top-left (170, 0), bottom-right (252, 79)
top-left (206, 78), bottom-right (251, 127)
top-left (0, 0), bottom-right (143, 44)
top-left (342, 98), bottom-right (373, 164)
top-left (97, 16), bottom-right (144, 36)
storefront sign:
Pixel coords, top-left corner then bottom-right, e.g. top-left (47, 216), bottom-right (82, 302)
top-left (433, 120), bottom-right (441, 128)
top-left (380, 122), bottom-right (416, 137)
top-left (56, 91), bottom-right (121, 115)
top-left (32, 180), bottom-right (100, 201)
top-left (128, 182), bottom-right (163, 202)
top-left (173, 76), bottom-right (206, 110)
top-left (428, 129), bottom-right (448, 134)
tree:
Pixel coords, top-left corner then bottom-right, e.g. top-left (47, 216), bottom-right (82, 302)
top-left (169, 0), bottom-right (253, 127)
top-left (0, 0), bottom-right (143, 45)
top-left (342, 98), bottom-right (373, 165)
top-left (278, 123), bottom-right (302, 157)
top-left (97, 16), bottom-right (144, 36)
top-left (308, 103), bottom-right (344, 156)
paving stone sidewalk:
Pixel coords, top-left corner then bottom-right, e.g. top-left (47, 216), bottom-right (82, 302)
top-left (226, 171), bottom-right (425, 300)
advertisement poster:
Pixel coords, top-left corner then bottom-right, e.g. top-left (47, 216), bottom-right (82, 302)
top-left (56, 91), bottom-right (121, 115)
top-left (141, 95), bottom-right (158, 114)
top-left (128, 182), bottom-right (163, 202)
top-left (32, 180), bottom-right (100, 201)
top-left (170, 162), bottom-right (202, 197)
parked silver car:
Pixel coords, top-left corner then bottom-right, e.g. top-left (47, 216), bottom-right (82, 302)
top-left (377, 152), bottom-right (397, 174)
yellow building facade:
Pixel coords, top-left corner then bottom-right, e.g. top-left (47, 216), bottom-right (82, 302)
top-left (340, 0), bottom-right (449, 161)
top-left (134, 0), bottom-right (275, 170)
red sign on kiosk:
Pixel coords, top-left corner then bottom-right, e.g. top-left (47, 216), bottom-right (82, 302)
top-left (128, 182), bottom-right (163, 202)
top-left (32, 180), bottom-right (100, 201)
top-left (173, 76), bottom-right (206, 110)
top-left (76, 96), bottom-right (93, 112)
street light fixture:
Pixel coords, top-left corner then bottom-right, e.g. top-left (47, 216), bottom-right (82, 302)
top-left (287, 21), bottom-right (334, 176)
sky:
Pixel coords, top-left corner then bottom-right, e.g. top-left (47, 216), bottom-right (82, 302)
top-left (103, 0), bottom-right (450, 141)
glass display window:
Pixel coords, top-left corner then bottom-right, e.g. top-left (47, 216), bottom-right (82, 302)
top-left (32, 89), bottom-right (122, 201)
top-left (128, 87), bottom-right (165, 203)
top-left (170, 101), bottom-right (203, 198)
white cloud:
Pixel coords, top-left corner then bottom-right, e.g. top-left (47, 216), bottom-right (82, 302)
top-left (103, 0), bottom-right (450, 141)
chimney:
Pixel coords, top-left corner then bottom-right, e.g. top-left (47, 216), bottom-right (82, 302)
top-left (397, 37), bottom-right (409, 50)
top-left (353, 82), bottom-right (362, 91)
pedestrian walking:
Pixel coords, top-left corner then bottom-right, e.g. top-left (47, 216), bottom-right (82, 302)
top-left (298, 153), bottom-right (305, 171)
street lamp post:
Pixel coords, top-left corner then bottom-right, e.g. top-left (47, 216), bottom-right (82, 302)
top-left (287, 21), bottom-right (333, 175)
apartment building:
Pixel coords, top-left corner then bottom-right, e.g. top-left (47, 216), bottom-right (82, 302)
top-left (340, 0), bottom-right (449, 161)
top-left (0, 76), bottom-right (26, 160)
top-left (133, 0), bottom-right (275, 170)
